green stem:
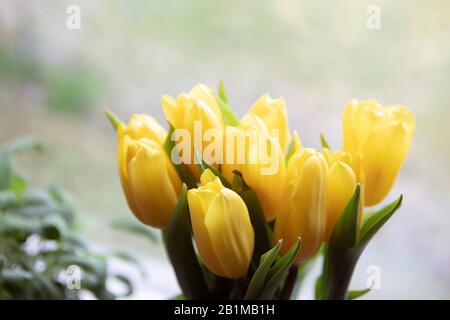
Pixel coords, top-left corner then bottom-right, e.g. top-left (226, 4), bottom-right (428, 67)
top-left (279, 265), bottom-right (298, 300)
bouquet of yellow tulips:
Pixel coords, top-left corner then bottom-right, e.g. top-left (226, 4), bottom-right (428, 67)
top-left (105, 82), bottom-right (415, 300)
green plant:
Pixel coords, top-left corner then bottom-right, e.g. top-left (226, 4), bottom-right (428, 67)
top-left (0, 137), bottom-right (134, 299)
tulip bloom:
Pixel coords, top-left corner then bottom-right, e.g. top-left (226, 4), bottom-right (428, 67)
top-left (161, 83), bottom-right (224, 176)
top-left (274, 148), bottom-right (327, 263)
top-left (187, 170), bottom-right (254, 279)
top-left (117, 114), bottom-right (167, 144)
top-left (322, 148), bottom-right (357, 241)
top-left (249, 95), bottom-right (291, 152)
top-left (117, 115), bottom-right (181, 228)
top-left (221, 114), bottom-right (286, 221)
top-left (343, 99), bottom-right (415, 206)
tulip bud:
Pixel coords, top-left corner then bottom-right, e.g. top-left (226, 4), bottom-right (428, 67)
top-left (274, 148), bottom-right (327, 263)
top-left (291, 130), bottom-right (303, 153)
top-left (117, 114), bottom-right (167, 144)
top-left (187, 170), bottom-right (254, 279)
top-left (161, 84), bottom-right (224, 177)
top-left (222, 114), bottom-right (286, 221)
top-left (324, 161), bottom-right (357, 241)
top-left (249, 95), bottom-right (291, 152)
top-left (322, 148), bottom-right (363, 240)
top-left (342, 99), bottom-right (415, 206)
top-left (117, 116), bottom-right (181, 229)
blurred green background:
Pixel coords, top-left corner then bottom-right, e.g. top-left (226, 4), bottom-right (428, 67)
top-left (1, 0), bottom-right (449, 299)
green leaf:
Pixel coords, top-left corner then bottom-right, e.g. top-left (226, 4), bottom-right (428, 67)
top-left (0, 136), bottom-right (43, 157)
top-left (315, 274), bottom-right (325, 300)
top-left (104, 108), bottom-right (123, 130)
top-left (231, 171), bottom-right (272, 265)
top-left (216, 82), bottom-right (239, 126)
top-left (0, 190), bottom-right (17, 208)
top-left (112, 217), bottom-right (157, 242)
top-left (0, 156), bottom-right (12, 190)
top-left (358, 196), bottom-right (403, 251)
top-left (194, 150), bottom-right (231, 188)
top-left (163, 124), bottom-right (197, 188)
top-left (10, 175), bottom-right (27, 198)
top-left (218, 80), bottom-right (228, 103)
top-left (285, 139), bottom-right (295, 163)
top-left (0, 136), bottom-right (41, 191)
top-left (347, 288), bottom-right (371, 300)
top-left (170, 293), bottom-right (186, 300)
top-left (322, 191), bottom-right (402, 300)
top-left (163, 185), bottom-right (209, 299)
top-left (40, 214), bottom-right (67, 240)
top-left (320, 133), bottom-right (331, 149)
top-left (322, 185), bottom-right (361, 300)
top-left (260, 239), bottom-right (301, 300)
top-left (328, 185), bottom-right (361, 259)
top-left (244, 240), bottom-right (282, 300)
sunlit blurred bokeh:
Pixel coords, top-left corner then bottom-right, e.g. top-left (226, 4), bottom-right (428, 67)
top-left (1, 0), bottom-right (449, 299)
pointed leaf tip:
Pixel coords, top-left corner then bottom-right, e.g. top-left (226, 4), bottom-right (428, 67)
top-left (218, 80), bottom-right (228, 103)
top-left (320, 133), bottom-right (331, 149)
top-left (104, 108), bottom-right (123, 130)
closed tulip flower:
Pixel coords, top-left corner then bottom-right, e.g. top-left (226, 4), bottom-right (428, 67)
top-left (117, 114), bottom-right (167, 144)
top-left (249, 95), bottom-right (291, 152)
top-left (323, 152), bottom-right (357, 241)
top-left (187, 170), bottom-right (254, 279)
top-left (161, 84), bottom-right (224, 176)
top-left (117, 116), bottom-right (181, 229)
top-left (274, 148), bottom-right (327, 262)
top-left (342, 99), bottom-right (415, 206)
top-left (222, 114), bottom-right (286, 221)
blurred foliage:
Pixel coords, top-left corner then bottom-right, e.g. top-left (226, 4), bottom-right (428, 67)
top-left (0, 137), bottom-right (133, 299)
top-left (0, 44), bottom-right (102, 116)
top-left (43, 66), bottom-right (103, 115)
top-left (0, 47), bottom-right (40, 84)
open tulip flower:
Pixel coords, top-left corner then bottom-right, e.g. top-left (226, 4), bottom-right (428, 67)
top-left (106, 82), bottom-right (415, 300)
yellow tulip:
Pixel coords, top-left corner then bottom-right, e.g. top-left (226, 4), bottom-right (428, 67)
top-left (322, 148), bottom-right (363, 240)
top-left (342, 99), bottom-right (415, 206)
top-left (291, 130), bottom-right (303, 153)
top-left (117, 116), bottom-right (181, 229)
top-left (161, 84), bottom-right (224, 177)
top-left (117, 114), bottom-right (167, 144)
top-left (187, 170), bottom-right (254, 279)
top-left (222, 114), bottom-right (286, 221)
top-left (249, 94), bottom-right (291, 152)
top-left (274, 148), bottom-right (327, 263)
top-left (324, 160), bottom-right (357, 241)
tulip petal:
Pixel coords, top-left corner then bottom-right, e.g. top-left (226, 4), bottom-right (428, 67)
top-left (389, 105), bottom-right (416, 135)
top-left (362, 122), bottom-right (411, 206)
top-left (161, 95), bottom-right (180, 128)
top-left (117, 137), bottom-right (143, 223)
top-left (250, 95), bottom-right (291, 151)
top-left (205, 189), bottom-right (254, 279)
top-left (189, 83), bottom-right (223, 122)
top-left (275, 150), bottom-right (327, 262)
top-left (126, 114), bottom-right (167, 144)
top-left (187, 189), bottom-right (227, 277)
top-left (325, 162), bottom-right (357, 241)
top-left (127, 144), bottom-right (180, 228)
top-left (292, 130), bottom-right (303, 153)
